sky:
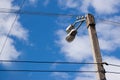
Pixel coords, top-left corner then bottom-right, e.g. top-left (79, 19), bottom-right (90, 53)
top-left (0, 0), bottom-right (120, 80)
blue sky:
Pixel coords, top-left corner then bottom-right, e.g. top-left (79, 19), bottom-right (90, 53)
top-left (0, 0), bottom-right (120, 80)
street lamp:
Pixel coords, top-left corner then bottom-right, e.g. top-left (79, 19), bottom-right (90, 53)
top-left (65, 16), bottom-right (86, 42)
top-left (66, 24), bottom-right (75, 34)
top-left (66, 29), bottom-right (77, 42)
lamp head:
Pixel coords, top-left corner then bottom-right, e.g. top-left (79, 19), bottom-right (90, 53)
top-left (66, 29), bottom-right (77, 42)
top-left (66, 24), bottom-right (75, 34)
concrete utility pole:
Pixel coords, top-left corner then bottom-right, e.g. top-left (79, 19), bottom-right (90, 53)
top-left (65, 13), bottom-right (106, 80)
top-left (86, 14), bottom-right (106, 80)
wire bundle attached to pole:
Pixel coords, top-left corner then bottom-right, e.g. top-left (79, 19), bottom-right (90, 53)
top-left (0, 60), bottom-right (120, 74)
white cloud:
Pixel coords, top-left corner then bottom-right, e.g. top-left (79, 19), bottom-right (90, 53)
top-left (0, 36), bottom-right (20, 60)
top-left (75, 77), bottom-right (95, 80)
top-left (80, 0), bottom-right (91, 13)
top-left (51, 72), bottom-right (70, 80)
top-left (58, 0), bottom-right (79, 9)
top-left (29, 0), bottom-right (37, 5)
top-left (58, 0), bottom-right (120, 14)
top-left (74, 59), bottom-right (96, 80)
top-left (0, 0), bottom-right (28, 65)
top-left (56, 30), bottom-right (91, 61)
top-left (79, 0), bottom-right (120, 14)
top-left (91, 0), bottom-right (120, 14)
top-left (96, 16), bottom-right (120, 51)
top-left (104, 56), bottom-right (120, 80)
top-left (74, 56), bottom-right (120, 80)
top-left (0, 15), bottom-right (28, 40)
top-left (11, 18), bottom-right (28, 40)
top-left (0, 0), bottom-right (14, 8)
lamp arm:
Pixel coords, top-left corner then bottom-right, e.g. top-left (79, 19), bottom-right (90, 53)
top-left (76, 21), bottom-right (84, 30)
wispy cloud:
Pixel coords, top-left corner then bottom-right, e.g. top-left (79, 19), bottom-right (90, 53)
top-left (0, 36), bottom-right (20, 60)
top-left (51, 72), bottom-right (70, 80)
top-left (58, 0), bottom-right (79, 9)
top-left (91, 0), bottom-right (120, 14)
top-left (57, 0), bottom-right (120, 14)
top-left (96, 16), bottom-right (120, 51)
top-left (29, 0), bottom-right (37, 5)
top-left (74, 56), bottom-right (120, 80)
top-left (104, 56), bottom-right (120, 80)
top-left (0, 0), bottom-right (28, 65)
top-left (56, 30), bottom-right (91, 61)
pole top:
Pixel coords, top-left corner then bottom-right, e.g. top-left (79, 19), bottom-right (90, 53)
top-left (86, 13), bottom-right (95, 28)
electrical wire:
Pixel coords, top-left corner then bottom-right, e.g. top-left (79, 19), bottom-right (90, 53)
top-left (107, 64), bottom-right (120, 67)
top-left (2, 60), bottom-right (120, 68)
top-left (0, 69), bottom-right (119, 75)
top-left (96, 18), bottom-right (120, 26)
top-left (0, 69), bottom-right (120, 75)
top-left (0, 8), bottom-right (78, 17)
top-left (106, 71), bottom-right (120, 74)
top-left (0, 60), bottom-right (106, 65)
top-left (97, 17), bottom-right (120, 25)
top-left (0, 0), bottom-right (26, 57)
top-left (0, 8), bottom-right (120, 26)
top-left (1, 60), bottom-right (120, 75)
top-left (0, 69), bottom-right (98, 73)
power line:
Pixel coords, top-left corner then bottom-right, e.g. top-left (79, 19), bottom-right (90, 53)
top-left (2, 60), bottom-right (120, 68)
top-left (0, 0), bottom-right (26, 57)
top-left (106, 71), bottom-right (120, 74)
top-left (1, 60), bottom-right (120, 69)
top-left (107, 64), bottom-right (120, 67)
top-left (0, 8), bottom-right (78, 17)
top-left (102, 19), bottom-right (120, 25)
top-left (0, 69), bottom-right (98, 73)
top-left (0, 69), bottom-right (119, 75)
top-left (0, 60), bottom-right (106, 65)
top-left (1, 8), bottom-right (120, 26)
top-left (3, 60), bottom-right (120, 68)
top-left (96, 18), bottom-right (120, 26)
top-left (0, 69), bottom-right (120, 75)
top-left (97, 17), bottom-right (120, 25)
